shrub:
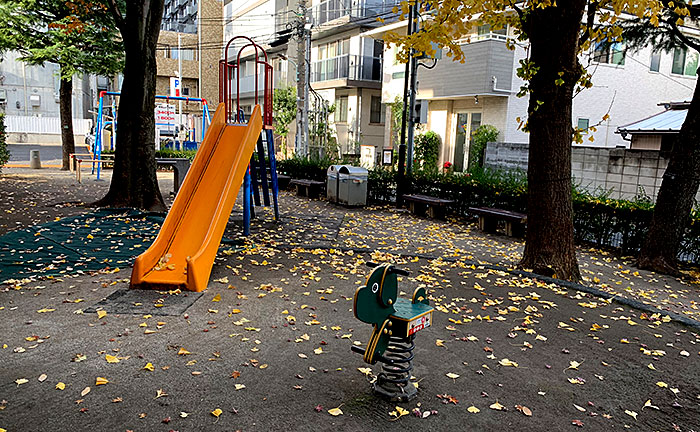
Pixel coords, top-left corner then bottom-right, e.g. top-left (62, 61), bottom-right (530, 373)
top-left (413, 131), bottom-right (441, 175)
top-left (276, 156), bottom-right (335, 182)
top-left (0, 113), bottom-right (9, 174)
top-left (469, 125), bottom-right (499, 170)
top-left (366, 168), bottom-right (700, 264)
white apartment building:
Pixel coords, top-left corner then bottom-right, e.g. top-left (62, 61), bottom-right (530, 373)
top-left (365, 20), bottom-right (697, 172)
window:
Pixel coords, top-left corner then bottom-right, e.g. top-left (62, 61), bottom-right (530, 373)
top-left (577, 118), bottom-right (590, 132)
top-left (593, 42), bottom-right (625, 65)
top-left (319, 39), bottom-right (350, 60)
top-left (335, 95), bottom-right (348, 123)
top-left (672, 47), bottom-right (698, 76)
top-left (650, 51), bottom-right (661, 72)
top-left (370, 96), bottom-right (385, 124)
top-left (168, 47), bottom-right (196, 61)
top-left (477, 24), bottom-right (507, 36)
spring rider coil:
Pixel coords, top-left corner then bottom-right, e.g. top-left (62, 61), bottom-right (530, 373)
top-left (351, 262), bottom-right (434, 401)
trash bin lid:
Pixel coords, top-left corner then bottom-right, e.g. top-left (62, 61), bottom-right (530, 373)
top-left (327, 165), bottom-right (344, 175)
top-left (338, 165), bottom-right (368, 178)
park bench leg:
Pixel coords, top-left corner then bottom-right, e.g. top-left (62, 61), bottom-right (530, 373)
top-left (509, 222), bottom-right (526, 237)
top-left (295, 185), bottom-right (304, 197)
top-left (478, 216), bottom-right (497, 233)
top-left (427, 205), bottom-right (445, 219)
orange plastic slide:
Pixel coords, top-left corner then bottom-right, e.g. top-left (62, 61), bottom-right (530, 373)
top-left (130, 103), bottom-right (262, 292)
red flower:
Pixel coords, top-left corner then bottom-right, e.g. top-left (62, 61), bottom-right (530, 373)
top-left (443, 161), bottom-right (453, 169)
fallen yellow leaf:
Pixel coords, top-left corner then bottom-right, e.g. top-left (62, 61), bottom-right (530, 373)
top-left (105, 354), bottom-right (120, 364)
top-left (178, 348), bottom-right (191, 355)
top-left (212, 294), bottom-right (221, 302)
top-left (490, 401), bottom-right (505, 411)
top-left (144, 362), bottom-right (155, 371)
top-left (15, 378), bottom-right (28, 386)
top-left (328, 406), bottom-right (343, 416)
top-left (95, 377), bottom-right (109, 385)
top-left (211, 408), bottom-right (223, 417)
top-left (97, 310), bottom-right (107, 319)
top-left (55, 382), bottom-right (66, 390)
top-left (467, 406), bottom-right (480, 413)
top-left (81, 386), bottom-right (91, 397)
top-left (625, 409), bottom-right (638, 420)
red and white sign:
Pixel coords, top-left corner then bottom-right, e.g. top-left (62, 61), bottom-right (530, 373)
top-left (170, 77), bottom-right (181, 97)
top-left (408, 312), bottom-right (432, 336)
top-left (155, 103), bottom-right (176, 132)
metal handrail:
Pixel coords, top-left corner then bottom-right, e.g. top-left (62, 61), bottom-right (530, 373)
top-left (311, 54), bottom-right (382, 82)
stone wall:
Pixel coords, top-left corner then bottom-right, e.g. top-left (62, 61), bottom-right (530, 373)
top-left (484, 142), bottom-right (700, 202)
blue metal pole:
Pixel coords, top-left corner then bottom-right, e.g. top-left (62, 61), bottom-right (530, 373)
top-left (94, 94), bottom-right (104, 175)
top-left (243, 166), bottom-right (251, 236)
top-left (266, 128), bottom-right (280, 221)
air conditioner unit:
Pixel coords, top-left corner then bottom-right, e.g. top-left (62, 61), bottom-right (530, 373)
top-left (30, 94), bottom-right (41, 107)
top-left (0, 89), bottom-right (6, 101)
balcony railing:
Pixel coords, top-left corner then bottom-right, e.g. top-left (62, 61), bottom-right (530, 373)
top-left (311, 54), bottom-right (382, 83)
top-left (312, 0), bottom-right (400, 26)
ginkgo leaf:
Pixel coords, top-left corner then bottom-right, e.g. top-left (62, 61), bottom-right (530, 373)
top-left (36, 308), bottom-right (55, 313)
top-left (178, 348), bottom-right (191, 355)
top-left (55, 382), bottom-right (66, 390)
top-left (625, 409), bottom-right (638, 420)
top-left (467, 405), bottom-right (480, 413)
top-left (212, 294), bottom-right (221, 302)
top-left (143, 362), bottom-right (154, 371)
top-left (567, 360), bottom-right (582, 370)
top-left (235, 384), bottom-right (246, 390)
top-left (328, 406), bottom-right (343, 416)
top-left (81, 386), bottom-right (91, 397)
top-left (105, 354), bottom-right (119, 363)
top-left (648, 363), bottom-right (656, 371)
top-left (390, 406), bottom-right (409, 420)
top-left (211, 408), bottom-right (223, 417)
top-left (15, 378), bottom-right (28, 386)
top-left (97, 310), bottom-right (107, 319)
top-left (656, 381), bottom-right (668, 388)
top-left (436, 339), bottom-right (446, 347)
top-left (643, 400), bottom-right (659, 410)
top-left (358, 367), bottom-right (372, 376)
top-left (95, 377), bottom-right (109, 385)
top-left (314, 347), bottom-right (324, 355)
top-left (38, 374), bottom-right (47, 382)
top-left (155, 389), bottom-right (167, 398)
top-left (574, 404), bottom-right (586, 412)
top-left (446, 372), bottom-right (460, 380)
top-left (180, 412), bottom-right (190, 418)
top-left (499, 359), bottom-right (519, 367)
top-left (489, 401), bottom-right (505, 411)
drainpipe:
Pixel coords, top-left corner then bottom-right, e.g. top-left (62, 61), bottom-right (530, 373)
top-left (22, 62), bottom-right (28, 115)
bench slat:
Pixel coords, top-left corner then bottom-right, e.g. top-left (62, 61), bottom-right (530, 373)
top-left (468, 207), bottom-right (526, 222)
top-left (403, 194), bottom-right (453, 205)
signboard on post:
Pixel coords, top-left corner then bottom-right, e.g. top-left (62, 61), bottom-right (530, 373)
top-left (170, 77), bottom-right (181, 97)
top-left (154, 103), bottom-right (176, 150)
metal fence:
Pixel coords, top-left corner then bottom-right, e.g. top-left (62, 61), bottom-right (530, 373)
top-left (311, 54), bottom-right (381, 82)
top-left (5, 115), bottom-right (92, 135)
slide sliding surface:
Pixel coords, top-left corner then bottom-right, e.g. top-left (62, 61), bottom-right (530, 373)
top-left (130, 104), bottom-right (262, 292)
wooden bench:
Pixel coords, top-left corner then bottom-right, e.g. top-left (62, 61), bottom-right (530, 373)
top-left (290, 179), bottom-right (324, 199)
top-left (403, 194), bottom-right (454, 219)
top-left (468, 207), bottom-right (527, 237)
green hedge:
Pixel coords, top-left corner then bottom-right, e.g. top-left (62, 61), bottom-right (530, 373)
top-left (276, 156), bottom-right (335, 182)
top-left (366, 167), bottom-right (700, 264)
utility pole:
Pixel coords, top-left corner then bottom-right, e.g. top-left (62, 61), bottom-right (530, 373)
top-left (295, 0), bottom-right (309, 157)
top-left (396, 3), bottom-right (416, 207)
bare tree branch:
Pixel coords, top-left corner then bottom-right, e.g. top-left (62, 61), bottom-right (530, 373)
top-left (579, 0), bottom-right (599, 46)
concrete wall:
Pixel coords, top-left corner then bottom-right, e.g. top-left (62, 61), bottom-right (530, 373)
top-left (484, 142), bottom-right (700, 201)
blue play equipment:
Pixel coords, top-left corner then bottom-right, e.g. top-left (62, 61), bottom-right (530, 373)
top-left (93, 91), bottom-right (212, 180)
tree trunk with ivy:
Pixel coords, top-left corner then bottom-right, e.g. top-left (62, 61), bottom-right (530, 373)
top-left (95, 0), bottom-right (165, 211)
top-left (518, 1), bottom-right (585, 281)
top-left (637, 78), bottom-right (700, 275)
top-left (59, 74), bottom-right (75, 171)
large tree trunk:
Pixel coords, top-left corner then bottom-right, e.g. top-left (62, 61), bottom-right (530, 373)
top-left (637, 79), bottom-right (700, 275)
top-left (518, 2), bottom-right (586, 281)
top-left (95, 0), bottom-right (165, 211)
top-left (59, 74), bottom-right (75, 171)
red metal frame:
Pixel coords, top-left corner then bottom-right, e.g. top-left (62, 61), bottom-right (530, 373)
top-left (220, 36), bottom-right (273, 126)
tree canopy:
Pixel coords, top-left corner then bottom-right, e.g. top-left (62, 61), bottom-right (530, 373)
top-left (0, 0), bottom-right (123, 78)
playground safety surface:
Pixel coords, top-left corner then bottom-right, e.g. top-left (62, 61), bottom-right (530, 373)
top-left (1, 167), bottom-right (700, 432)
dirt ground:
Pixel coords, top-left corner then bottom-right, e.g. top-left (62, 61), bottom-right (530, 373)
top-left (0, 166), bottom-right (699, 432)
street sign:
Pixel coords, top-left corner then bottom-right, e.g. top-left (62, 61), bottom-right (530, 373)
top-left (155, 103), bottom-right (176, 133)
top-left (170, 77), bottom-right (181, 97)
